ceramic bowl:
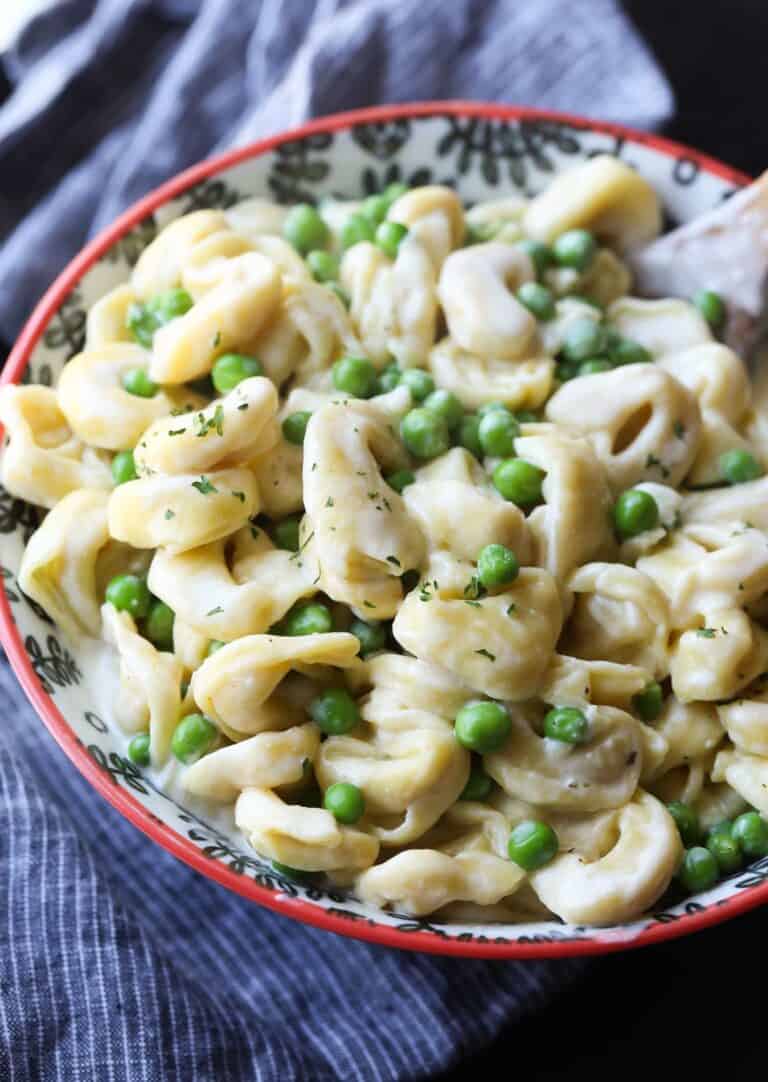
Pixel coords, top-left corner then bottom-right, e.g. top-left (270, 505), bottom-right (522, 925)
top-left (0, 102), bottom-right (758, 958)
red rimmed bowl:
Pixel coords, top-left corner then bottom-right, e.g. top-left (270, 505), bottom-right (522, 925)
top-left (0, 102), bottom-right (758, 959)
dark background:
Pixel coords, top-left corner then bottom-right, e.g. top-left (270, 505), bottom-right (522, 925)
top-left (1, 0), bottom-right (766, 1077)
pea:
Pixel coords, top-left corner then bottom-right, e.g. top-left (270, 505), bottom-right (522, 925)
top-left (518, 239), bottom-right (554, 278)
top-left (553, 229), bottom-right (596, 271)
top-left (341, 214), bottom-right (375, 249)
top-left (105, 574), bottom-right (151, 620)
top-left (309, 687), bottom-right (360, 735)
top-left (459, 760), bottom-right (495, 801)
top-left (144, 600), bottom-right (175, 651)
top-left (171, 713), bottom-right (218, 765)
top-left (332, 355), bottom-right (378, 398)
top-left (507, 820), bottom-right (559, 871)
top-left (126, 288), bottom-right (193, 347)
top-left (577, 358), bottom-right (612, 376)
top-left (458, 413), bottom-right (483, 458)
top-left (400, 408), bottom-right (450, 459)
top-left (544, 706), bottom-right (589, 745)
top-left (478, 407), bottom-right (520, 457)
top-left (454, 700), bottom-right (511, 754)
top-left (632, 681), bottom-right (663, 721)
top-left (361, 194), bottom-right (390, 225)
top-left (282, 411), bottom-right (312, 446)
top-left (375, 221), bottom-right (409, 259)
top-left (377, 364), bottom-right (402, 394)
top-left (211, 353), bottom-right (263, 394)
top-left (613, 488), bottom-right (659, 540)
top-left (732, 811), bottom-right (768, 857)
top-left (492, 458), bottom-right (545, 507)
top-left (111, 450), bottom-right (137, 485)
top-left (516, 281), bottom-right (555, 321)
top-left (382, 181), bottom-right (408, 203)
top-left (477, 401), bottom-right (508, 417)
top-left (400, 368), bottom-right (435, 402)
top-left (422, 389), bottom-right (463, 433)
top-left (127, 732), bottom-right (151, 767)
top-left (349, 618), bottom-right (388, 657)
top-left (692, 288), bottom-right (726, 331)
top-left (385, 468), bottom-right (415, 493)
top-left (307, 250), bottom-right (339, 283)
top-left (560, 317), bottom-right (606, 363)
top-left (555, 361), bottom-right (579, 383)
top-left (706, 822), bottom-right (743, 874)
top-left (609, 337), bottom-right (652, 366)
top-left (122, 367), bottom-right (158, 398)
top-left (719, 449), bottom-right (763, 485)
top-left (678, 846), bottom-right (719, 893)
top-left (206, 639), bottom-right (225, 657)
top-left (514, 410), bottom-right (540, 423)
top-left (323, 782), bottom-right (365, 824)
top-left (281, 601), bottom-right (333, 637)
top-left (477, 543), bottom-right (519, 589)
top-left (271, 861), bottom-right (317, 882)
top-left (273, 516), bottom-right (301, 552)
top-left (283, 203), bottom-right (329, 254)
top-left (667, 801), bottom-right (701, 847)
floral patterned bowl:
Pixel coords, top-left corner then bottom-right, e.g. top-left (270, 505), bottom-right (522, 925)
top-left (0, 102), bottom-right (759, 959)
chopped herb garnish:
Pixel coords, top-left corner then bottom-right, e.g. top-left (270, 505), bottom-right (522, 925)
top-left (326, 497), bottom-right (334, 508)
top-left (237, 402), bottom-right (249, 411)
top-left (674, 420), bottom-right (686, 439)
top-left (464, 599), bottom-right (482, 608)
top-left (192, 476), bottom-right (218, 494)
top-left (463, 576), bottom-right (487, 601)
top-left (506, 603), bottom-right (517, 616)
top-left (386, 555), bottom-right (401, 567)
top-left (475, 648), bottom-right (496, 662)
top-left (164, 509), bottom-right (175, 520)
top-left (645, 453), bottom-right (670, 479)
top-left (206, 606), bottom-right (224, 616)
top-left (696, 627), bottom-right (716, 638)
top-left (168, 428), bottom-right (186, 436)
top-left (363, 600), bottom-right (376, 609)
top-left (195, 404), bottom-right (224, 438)
top-left (231, 490), bottom-right (246, 502)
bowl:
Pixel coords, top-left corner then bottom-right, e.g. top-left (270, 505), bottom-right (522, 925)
top-left (0, 101), bottom-right (759, 959)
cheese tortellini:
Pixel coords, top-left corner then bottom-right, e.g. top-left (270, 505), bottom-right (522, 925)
top-left (9, 166), bottom-right (768, 931)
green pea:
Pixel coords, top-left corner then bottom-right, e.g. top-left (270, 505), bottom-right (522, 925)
top-left (518, 239), bottom-right (554, 278)
top-left (613, 488), bottom-right (659, 539)
top-left (281, 601), bottom-right (333, 637)
top-left (282, 411), bottom-right (312, 446)
top-left (477, 544), bottom-right (519, 589)
top-left (283, 203), bottom-right (329, 254)
top-left (560, 317), bottom-right (607, 363)
top-left (459, 760), bottom-right (495, 801)
top-left (375, 221), bottom-right (409, 259)
top-left (678, 846), bottom-right (719, 893)
top-left (206, 639), bottom-right (225, 657)
top-left (349, 618), bottom-right (388, 657)
top-left (382, 181), bottom-right (408, 203)
top-left (385, 468), bottom-right (415, 493)
top-left (552, 229), bottom-right (596, 271)
top-left (400, 368), bottom-right (435, 402)
top-left (377, 364), bottom-right (402, 394)
top-left (477, 401), bottom-right (508, 417)
top-left (126, 288), bottom-right (193, 348)
top-left (400, 408), bottom-right (450, 459)
top-left (122, 367), bottom-right (158, 398)
top-left (171, 713), bottom-right (218, 765)
top-left (332, 355), bottom-right (378, 398)
top-left (478, 407), bottom-right (520, 457)
top-left (719, 449), bottom-right (763, 485)
top-left (422, 389), bottom-right (463, 433)
top-left (307, 250), bottom-right (339, 283)
top-left (340, 214), bottom-right (375, 249)
top-left (454, 700), bottom-right (511, 754)
top-left (516, 281), bottom-right (555, 321)
top-left (127, 732), bottom-right (151, 767)
top-left (632, 681), bottom-right (663, 721)
top-left (211, 352), bottom-right (263, 394)
top-left (111, 450), bottom-right (137, 485)
top-left (323, 781), bottom-right (365, 824)
top-left (543, 706), bottom-right (589, 745)
top-left (514, 410), bottom-right (540, 423)
top-left (692, 288), bottom-right (726, 331)
top-left (507, 820), bottom-right (559, 871)
top-left (105, 574), bottom-right (151, 620)
top-left (569, 294), bottom-right (604, 312)
top-left (360, 194), bottom-right (390, 225)
top-left (667, 801), bottom-right (701, 847)
top-left (144, 600), bottom-right (175, 652)
top-left (458, 413), bottom-right (483, 459)
top-left (555, 361), bottom-right (579, 383)
top-left (577, 358), bottom-right (613, 376)
top-left (492, 458), bottom-right (545, 507)
top-left (273, 516), bottom-right (301, 552)
top-left (609, 337), bottom-right (652, 366)
top-left (309, 687), bottom-right (360, 735)
top-left (706, 822), bottom-right (743, 874)
top-left (732, 811), bottom-right (768, 857)
top-left (270, 861), bottom-right (317, 882)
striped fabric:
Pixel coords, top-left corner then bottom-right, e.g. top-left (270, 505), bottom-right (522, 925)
top-left (0, 3), bottom-right (672, 1078)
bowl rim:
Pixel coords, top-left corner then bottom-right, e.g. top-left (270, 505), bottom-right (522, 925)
top-left (0, 100), bottom-right (757, 959)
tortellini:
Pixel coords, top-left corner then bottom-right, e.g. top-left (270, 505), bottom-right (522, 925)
top-left (387, 185), bottom-right (465, 271)
top-left (183, 723), bottom-right (320, 800)
top-left (428, 337), bottom-right (554, 411)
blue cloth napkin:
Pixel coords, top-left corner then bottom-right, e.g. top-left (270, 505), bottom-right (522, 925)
top-left (0, 3), bottom-right (672, 1079)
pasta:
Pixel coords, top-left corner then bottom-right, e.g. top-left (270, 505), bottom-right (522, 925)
top-left (9, 163), bottom-right (768, 929)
